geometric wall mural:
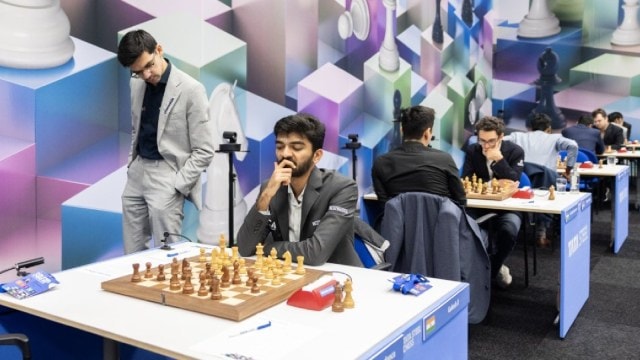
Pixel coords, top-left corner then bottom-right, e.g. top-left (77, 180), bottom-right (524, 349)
top-left (1, 0), bottom-right (638, 278)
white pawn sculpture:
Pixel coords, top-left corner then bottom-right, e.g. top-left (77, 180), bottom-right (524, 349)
top-left (612, 0), bottom-right (640, 46)
top-left (0, 0), bottom-right (75, 69)
top-left (379, 0), bottom-right (399, 72)
top-left (517, 0), bottom-right (561, 39)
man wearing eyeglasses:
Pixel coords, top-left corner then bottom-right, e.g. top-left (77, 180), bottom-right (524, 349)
top-left (117, 30), bottom-right (214, 254)
top-left (462, 116), bottom-right (524, 289)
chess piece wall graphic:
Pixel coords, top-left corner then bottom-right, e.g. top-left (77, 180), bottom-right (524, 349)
top-left (337, 0), bottom-right (370, 41)
top-left (197, 82), bottom-right (248, 245)
top-left (0, 0), bottom-right (75, 68)
top-left (432, 0), bottom-right (444, 45)
top-left (528, 47), bottom-right (566, 130)
top-left (462, 0), bottom-right (474, 26)
top-left (379, 0), bottom-right (400, 72)
top-left (517, 0), bottom-right (561, 38)
top-left (612, 0), bottom-right (640, 46)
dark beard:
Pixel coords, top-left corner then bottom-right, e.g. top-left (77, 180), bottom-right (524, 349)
top-left (280, 157), bottom-right (314, 178)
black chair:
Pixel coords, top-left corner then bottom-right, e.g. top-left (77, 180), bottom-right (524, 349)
top-left (0, 334), bottom-right (31, 360)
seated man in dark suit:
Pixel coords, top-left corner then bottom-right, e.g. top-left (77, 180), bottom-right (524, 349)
top-left (608, 111), bottom-right (631, 144)
top-left (593, 108), bottom-right (624, 149)
top-left (462, 116), bottom-right (524, 289)
top-left (237, 113), bottom-right (362, 267)
top-left (372, 105), bottom-right (466, 205)
top-left (561, 114), bottom-right (605, 155)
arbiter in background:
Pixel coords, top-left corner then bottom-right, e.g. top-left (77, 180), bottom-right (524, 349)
top-left (462, 116), bottom-right (524, 289)
top-left (237, 114), bottom-right (362, 267)
top-left (371, 105), bottom-right (466, 205)
top-left (117, 30), bottom-right (214, 254)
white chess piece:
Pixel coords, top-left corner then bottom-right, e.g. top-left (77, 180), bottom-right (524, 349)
top-left (379, 0), bottom-right (400, 72)
top-left (0, 0), bottom-right (75, 69)
top-left (197, 82), bottom-right (248, 245)
top-left (338, 0), bottom-right (370, 41)
top-left (612, 0), bottom-right (640, 46)
top-left (517, 0), bottom-right (561, 39)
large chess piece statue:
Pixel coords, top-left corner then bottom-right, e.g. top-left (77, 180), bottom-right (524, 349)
top-left (517, 0), bottom-right (561, 38)
top-left (379, 0), bottom-right (399, 72)
top-left (0, 0), bottom-right (74, 69)
top-left (612, 0), bottom-right (640, 46)
top-left (529, 47), bottom-right (566, 130)
top-left (462, 0), bottom-right (474, 26)
top-left (432, 0), bottom-right (444, 44)
top-left (337, 0), bottom-right (370, 41)
top-left (197, 82), bottom-right (248, 245)
top-left (390, 90), bottom-right (403, 150)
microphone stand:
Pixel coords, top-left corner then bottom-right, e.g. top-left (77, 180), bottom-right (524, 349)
top-left (0, 257), bottom-right (45, 277)
top-left (343, 134), bottom-right (362, 181)
top-left (217, 132), bottom-right (242, 247)
top-left (161, 232), bottom-right (194, 251)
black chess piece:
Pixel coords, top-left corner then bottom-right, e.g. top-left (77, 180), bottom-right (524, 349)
top-left (528, 47), bottom-right (566, 130)
top-left (432, 0), bottom-right (444, 44)
top-left (462, 0), bottom-right (473, 26)
top-left (390, 90), bottom-right (403, 150)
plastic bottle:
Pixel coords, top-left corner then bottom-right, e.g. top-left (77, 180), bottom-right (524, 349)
top-left (570, 167), bottom-right (580, 192)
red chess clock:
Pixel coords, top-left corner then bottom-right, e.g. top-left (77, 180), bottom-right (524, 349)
top-left (287, 275), bottom-right (337, 311)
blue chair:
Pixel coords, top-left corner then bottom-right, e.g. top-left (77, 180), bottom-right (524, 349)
top-left (0, 333), bottom-right (30, 360)
top-left (519, 172), bottom-right (531, 188)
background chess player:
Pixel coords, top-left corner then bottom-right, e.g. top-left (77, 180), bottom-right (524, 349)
top-left (462, 116), bottom-right (524, 289)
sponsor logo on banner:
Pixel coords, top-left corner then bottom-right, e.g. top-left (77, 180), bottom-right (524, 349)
top-left (564, 204), bottom-right (579, 224)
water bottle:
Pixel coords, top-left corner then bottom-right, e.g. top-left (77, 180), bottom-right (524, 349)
top-left (570, 167), bottom-right (580, 192)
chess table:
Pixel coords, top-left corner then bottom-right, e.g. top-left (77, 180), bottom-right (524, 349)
top-left (0, 242), bottom-right (470, 360)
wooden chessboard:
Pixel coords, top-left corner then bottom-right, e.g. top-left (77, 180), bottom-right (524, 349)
top-left (101, 255), bottom-right (326, 321)
top-left (463, 179), bottom-right (519, 201)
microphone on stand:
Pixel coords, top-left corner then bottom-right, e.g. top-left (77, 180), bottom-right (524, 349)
top-left (0, 257), bottom-right (45, 277)
top-left (160, 232), bottom-right (194, 251)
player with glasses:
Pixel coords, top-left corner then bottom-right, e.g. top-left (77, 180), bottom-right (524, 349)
top-left (462, 116), bottom-right (525, 289)
top-left (116, 30), bottom-right (214, 254)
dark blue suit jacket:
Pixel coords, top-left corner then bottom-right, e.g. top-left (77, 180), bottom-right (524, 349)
top-left (561, 124), bottom-right (604, 154)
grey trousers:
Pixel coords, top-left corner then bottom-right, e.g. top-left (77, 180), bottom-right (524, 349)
top-left (122, 157), bottom-right (185, 254)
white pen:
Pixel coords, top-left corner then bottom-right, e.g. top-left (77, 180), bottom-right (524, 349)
top-left (228, 321), bottom-right (272, 338)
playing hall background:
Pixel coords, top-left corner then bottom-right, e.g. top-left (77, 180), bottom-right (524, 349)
top-left (0, 0), bottom-right (637, 280)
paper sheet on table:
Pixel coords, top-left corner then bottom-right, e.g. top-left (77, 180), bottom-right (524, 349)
top-left (190, 317), bottom-right (323, 360)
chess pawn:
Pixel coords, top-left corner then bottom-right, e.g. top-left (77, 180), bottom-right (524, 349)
top-left (332, 283), bottom-right (345, 313)
top-left (210, 276), bottom-right (222, 300)
top-left (295, 256), bottom-right (306, 275)
top-left (182, 275), bottom-right (194, 295)
top-left (517, 0), bottom-right (561, 38)
top-left (549, 185), bottom-right (556, 200)
top-left (612, 0), bottom-right (640, 46)
top-left (144, 262), bottom-right (153, 278)
top-left (131, 263), bottom-right (142, 283)
top-left (246, 268), bottom-right (255, 286)
top-left (232, 261), bottom-right (242, 285)
top-left (251, 276), bottom-right (260, 294)
top-left (198, 272), bottom-right (208, 296)
top-left (199, 247), bottom-right (206, 263)
top-left (156, 264), bottom-right (166, 281)
top-left (343, 279), bottom-right (355, 309)
top-left (218, 233), bottom-right (227, 250)
top-left (270, 247), bottom-right (278, 260)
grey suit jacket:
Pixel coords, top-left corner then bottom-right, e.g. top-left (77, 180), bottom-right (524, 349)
top-left (381, 192), bottom-right (491, 324)
top-left (128, 66), bottom-right (214, 210)
top-left (237, 167), bottom-right (363, 267)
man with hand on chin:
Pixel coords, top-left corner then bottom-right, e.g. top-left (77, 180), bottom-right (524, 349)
top-left (462, 116), bottom-right (524, 289)
top-left (237, 113), bottom-right (362, 267)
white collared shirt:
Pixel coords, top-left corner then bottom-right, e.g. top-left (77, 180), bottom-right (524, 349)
top-left (287, 185), bottom-right (306, 242)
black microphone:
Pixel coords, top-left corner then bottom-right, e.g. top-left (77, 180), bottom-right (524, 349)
top-left (161, 232), bottom-right (194, 251)
top-left (0, 257), bottom-right (46, 276)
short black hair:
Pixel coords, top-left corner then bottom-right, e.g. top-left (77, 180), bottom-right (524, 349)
top-left (577, 114), bottom-right (594, 126)
top-left (117, 30), bottom-right (157, 67)
top-left (400, 106), bottom-right (435, 140)
top-left (591, 108), bottom-right (607, 120)
top-left (608, 111), bottom-right (623, 123)
top-left (475, 116), bottom-right (505, 136)
top-left (274, 113), bottom-right (325, 152)
top-left (531, 113), bottom-right (551, 132)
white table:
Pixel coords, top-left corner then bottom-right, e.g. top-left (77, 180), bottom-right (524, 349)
top-left (0, 242), bottom-right (469, 360)
top-left (363, 191), bottom-right (592, 339)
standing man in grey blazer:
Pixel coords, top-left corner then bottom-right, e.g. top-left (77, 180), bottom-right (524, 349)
top-left (237, 114), bottom-right (362, 267)
top-left (117, 30), bottom-right (214, 254)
